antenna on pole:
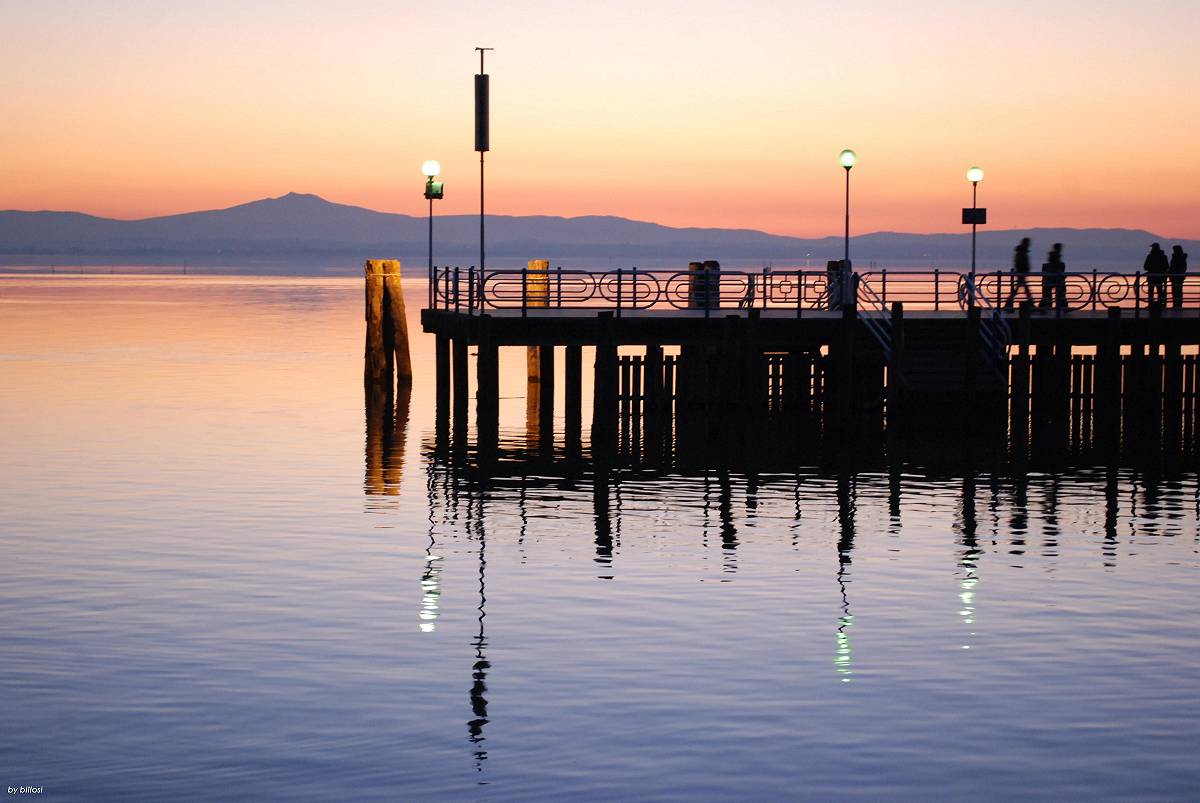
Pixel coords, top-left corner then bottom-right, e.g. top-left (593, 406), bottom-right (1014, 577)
top-left (475, 47), bottom-right (493, 276)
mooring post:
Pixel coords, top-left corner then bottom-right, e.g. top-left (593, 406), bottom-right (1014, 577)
top-left (435, 332), bottom-right (450, 452)
top-left (364, 260), bottom-right (391, 386)
top-left (592, 312), bottom-right (618, 461)
top-left (565, 344), bottom-right (583, 457)
top-left (383, 261), bottom-right (412, 384)
top-left (452, 331), bottom-right (469, 457)
top-left (476, 315), bottom-right (499, 462)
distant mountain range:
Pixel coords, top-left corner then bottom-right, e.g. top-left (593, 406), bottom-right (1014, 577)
top-left (1, 192), bottom-right (1194, 272)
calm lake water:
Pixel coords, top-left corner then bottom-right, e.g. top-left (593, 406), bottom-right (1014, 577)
top-left (2, 275), bottom-right (1198, 801)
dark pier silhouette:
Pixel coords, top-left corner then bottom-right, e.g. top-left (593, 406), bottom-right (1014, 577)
top-left (410, 265), bottom-right (1200, 470)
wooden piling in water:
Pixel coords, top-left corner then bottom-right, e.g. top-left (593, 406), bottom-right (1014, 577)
top-left (592, 312), bottom-right (618, 460)
top-left (1011, 304), bottom-right (1032, 453)
top-left (539, 345), bottom-right (555, 453)
top-left (565, 344), bottom-right (583, 456)
top-left (525, 260), bottom-right (550, 436)
top-left (644, 344), bottom-right (664, 460)
top-left (364, 259), bottom-right (411, 386)
top-left (435, 332), bottom-right (450, 451)
top-left (476, 315), bottom-right (499, 460)
top-left (1096, 307), bottom-right (1121, 449)
top-left (452, 334), bottom-right (469, 456)
top-left (364, 260), bottom-right (391, 385)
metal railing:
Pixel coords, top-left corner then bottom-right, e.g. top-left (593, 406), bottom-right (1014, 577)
top-left (856, 274), bottom-right (892, 361)
top-left (959, 274), bottom-right (1013, 381)
top-left (429, 266), bottom-right (1198, 316)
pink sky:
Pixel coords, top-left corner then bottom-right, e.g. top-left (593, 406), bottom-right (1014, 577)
top-left (1, 0), bottom-right (1197, 237)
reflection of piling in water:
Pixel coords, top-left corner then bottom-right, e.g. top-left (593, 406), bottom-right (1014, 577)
top-left (364, 381), bottom-right (411, 496)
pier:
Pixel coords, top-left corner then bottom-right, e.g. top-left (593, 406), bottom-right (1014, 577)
top-left (406, 264), bottom-right (1200, 468)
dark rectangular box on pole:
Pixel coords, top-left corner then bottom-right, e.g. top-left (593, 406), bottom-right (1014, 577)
top-left (962, 208), bottom-right (987, 224)
top-left (474, 74), bottom-right (489, 152)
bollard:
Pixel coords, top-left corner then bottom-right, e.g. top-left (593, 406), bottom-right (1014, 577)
top-left (364, 259), bottom-right (412, 386)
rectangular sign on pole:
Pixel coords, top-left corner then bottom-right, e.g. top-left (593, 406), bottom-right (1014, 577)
top-left (474, 74), bottom-right (489, 152)
top-left (962, 208), bottom-right (987, 225)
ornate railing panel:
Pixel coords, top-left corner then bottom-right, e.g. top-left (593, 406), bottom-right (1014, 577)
top-left (429, 266), bottom-right (1198, 315)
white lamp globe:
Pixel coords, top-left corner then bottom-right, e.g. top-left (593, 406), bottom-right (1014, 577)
top-left (839, 149), bottom-right (857, 169)
top-left (966, 166), bottom-right (984, 183)
top-left (421, 160), bottom-right (441, 178)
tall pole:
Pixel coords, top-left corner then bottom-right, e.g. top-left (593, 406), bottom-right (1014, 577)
top-left (475, 47), bottom-right (492, 277)
top-left (475, 150), bottom-right (480, 272)
top-left (428, 194), bottom-right (434, 277)
top-left (844, 167), bottom-right (851, 267)
top-left (970, 181), bottom-right (978, 275)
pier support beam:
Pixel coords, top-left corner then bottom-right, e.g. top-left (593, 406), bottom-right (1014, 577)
top-left (538, 345), bottom-right (555, 455)
top-left (591, 312), bottom-right (618, 462)
top-left (435, 333), bottom-right (450, 452)
top-left (452, 334), bottom-right (469, 457)
top-left (565, 344), bottom-right (583, 457)
top-left (1011, 304), bottom-right (1032, 455)
top-left (1096, 307), bottom-right (1121, 451)
top-left (476, 315), bottom-right (499, 462)
top-left (887, 302), bottom-right (905, 432)
top-left (644, 344), bottom-right (664, 463)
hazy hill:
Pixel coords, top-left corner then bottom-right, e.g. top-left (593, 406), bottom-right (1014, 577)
top-left (1, 192), bottom-right (1194, 271)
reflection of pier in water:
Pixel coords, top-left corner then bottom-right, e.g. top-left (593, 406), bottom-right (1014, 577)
top-left (417, 457), bottom-right (1191, 705)
top-left (378, 388), bottom-right (1199, 771)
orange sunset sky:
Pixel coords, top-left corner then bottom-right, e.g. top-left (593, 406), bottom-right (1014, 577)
top-left (1, 0), bottom-right (1197, 238)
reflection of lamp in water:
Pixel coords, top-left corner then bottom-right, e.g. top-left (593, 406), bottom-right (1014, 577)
top-left (418, 548), bottom-right (442, 633)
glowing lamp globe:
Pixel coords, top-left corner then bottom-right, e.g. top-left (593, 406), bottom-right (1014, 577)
top-left (421, 160), bottom-right (441, 178)
top-left (839, 149), bottom-right (857, 169)
top-left (966, 166), bottom-right (984, 183)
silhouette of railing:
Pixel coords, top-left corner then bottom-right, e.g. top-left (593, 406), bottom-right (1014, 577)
top-left (429, 266), bottom-right (1200, 315)
top-left (856, 274), bottom-right (893, 361)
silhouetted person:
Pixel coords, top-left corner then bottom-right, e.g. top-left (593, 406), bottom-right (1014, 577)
top-left (1144, 243), bottom-right (1169, 308)
top-left (1004, 237), bottom-right (1034, 310)
top-left (1169, 245), bottom-right (1188, 309)
top-left (1040, 243), bottom-right (1067, 311)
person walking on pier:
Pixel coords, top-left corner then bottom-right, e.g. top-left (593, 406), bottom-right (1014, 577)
top-left (1169, 245), bottom-right (1188, 309)
top-left (1144, 243), bottom-right (1169, 308)
top-left (1004, 237), bottom-right (1034, 310)
top-left (1040, 243), bottom-right (1067, 311)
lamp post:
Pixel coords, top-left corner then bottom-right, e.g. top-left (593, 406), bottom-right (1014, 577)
top-left (838, 149), bottom-right (857, 307)
top-left (966, 166), bottom-right (983, 275)
top-left (422, 160), bottom-right (444, 282)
